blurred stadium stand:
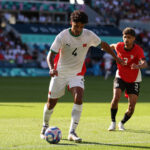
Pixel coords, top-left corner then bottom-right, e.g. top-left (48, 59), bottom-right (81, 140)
top-left (0, 0), bottom-right (150, 76)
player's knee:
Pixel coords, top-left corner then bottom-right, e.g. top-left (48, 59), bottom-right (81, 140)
top-left (73, 91), bottom-right (83, 105)
top-left (111, 96), bottom-right (120, 105)
top-left (111, 101), bottom-right (118, 109)
top-left (74, 94), bottom-right (83, 104)
top-left (128, 106), bottom-right (135, 115)
top-left (47, 98), bottom-right (58, 110)
top-left (74, 98), bottom-right (82, 105)
top-left (113, 93), bottom-right (120, 101)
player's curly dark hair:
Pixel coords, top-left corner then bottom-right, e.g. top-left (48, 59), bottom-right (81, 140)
top-left (123, 27), bottom-right (135, 37)
top-left (70, 10), bottom-right (88, 24)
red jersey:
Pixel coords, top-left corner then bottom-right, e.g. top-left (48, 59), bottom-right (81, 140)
top-left (115, 42), bottom-right (145, 83)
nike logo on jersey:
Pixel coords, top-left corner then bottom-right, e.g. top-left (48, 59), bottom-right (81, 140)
top-left (130, 55), bottom-right (134, 59)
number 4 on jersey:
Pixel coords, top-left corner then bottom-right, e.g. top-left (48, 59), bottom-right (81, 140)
top-left (72, 48), bottom-right (77, 56)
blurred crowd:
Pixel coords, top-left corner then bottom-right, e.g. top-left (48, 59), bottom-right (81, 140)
top-left (0, 0), bottom-right (150, 76)
top-left (0, 26), bottom-right (49, 69)
top-left (0, 1), bottom-right (84, 12)
top-left (0, 24), bottom-right (149, 75)
top-left (85, 26), bottom-right (150, 76)
top-left (1, 0), bottom-right (150, 26)
top-left (91, 0), bottom-right (150, 26)
top-left (0, 1), bottom-right (85, 24)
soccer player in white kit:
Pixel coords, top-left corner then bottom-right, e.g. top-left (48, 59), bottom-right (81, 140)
top-left (40, 10), bottom-right (124, 142)
top-left (103, 53), bottom-right (114, 80)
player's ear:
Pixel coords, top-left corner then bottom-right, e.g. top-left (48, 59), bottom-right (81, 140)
top-left (132, 36), bottom-right (136, 42)
top-left (70, 21), bottom-right (72, 25)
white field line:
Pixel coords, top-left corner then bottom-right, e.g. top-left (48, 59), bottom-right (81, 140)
top-left (0, 141), bottom-right (150, 150)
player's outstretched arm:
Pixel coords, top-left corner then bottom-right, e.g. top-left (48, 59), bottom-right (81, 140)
top-left (110, 43), bottom-right (117, 50)
top-left (100, 41), bottom-right (125, 66)
top-left (131, 58), bottom-right (148, 69)
top-left (47, 50), bottom-right (58, 77)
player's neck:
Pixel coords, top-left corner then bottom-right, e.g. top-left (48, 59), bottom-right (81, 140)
top-left (124, 44), bottom-right (135, 51)
top-left (69, 29), bottom-right (82, 37)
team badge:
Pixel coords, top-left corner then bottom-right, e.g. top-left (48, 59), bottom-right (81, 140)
top-left (83, 43), bottom-right (87, 47)
top-left (130, 55), bottom-right (134, 59)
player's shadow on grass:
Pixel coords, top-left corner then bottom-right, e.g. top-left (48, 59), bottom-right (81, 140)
top-left (60, 139), bottom-right (79, 146)
top-left (81, 141), bottom-right (150, 149)
top-left (126, 129), bottom-right (150, 135)
top-left (62, 139), bottom-right (150, 149)
top-left (58, 143), bottom-right (76, 146)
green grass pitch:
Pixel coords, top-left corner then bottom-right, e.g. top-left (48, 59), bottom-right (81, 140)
top-left (0, 76), bottom-right (150, 150)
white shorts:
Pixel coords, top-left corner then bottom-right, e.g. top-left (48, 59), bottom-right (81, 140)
top-left (105, 62), bottom-right (112, 70)
top-left (48, 76), bottom-right (84, 99)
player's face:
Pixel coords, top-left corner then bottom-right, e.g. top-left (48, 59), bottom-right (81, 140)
top-left (123, 34), bottom-right (135, 49)
top-left (71, 22), bottom-right (85, 36)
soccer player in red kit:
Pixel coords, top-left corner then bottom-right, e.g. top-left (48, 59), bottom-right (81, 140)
top-left (108, 27), bottom-right (148, 131)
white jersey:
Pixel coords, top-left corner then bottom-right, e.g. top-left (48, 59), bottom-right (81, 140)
top-left (50, 28), bottom-right (101, 77)
top-left (103, 53), bottom-right (113, 70)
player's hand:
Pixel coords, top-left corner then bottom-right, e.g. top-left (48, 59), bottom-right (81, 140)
top-left (116, 57), bottom-right (126, 66)
top-left (131, 63), bottom-right (139, 69)
top-left (49, 69), bottom-right (58, 77)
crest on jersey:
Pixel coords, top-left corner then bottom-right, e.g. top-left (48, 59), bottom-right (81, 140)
top-left (83, 43), bottom-right (87, 47)
top-left (130, 55), bottom-right (134, 59)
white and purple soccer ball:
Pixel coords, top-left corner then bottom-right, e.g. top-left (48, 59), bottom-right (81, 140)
top-left (45, 127), bottom-right (62, 144)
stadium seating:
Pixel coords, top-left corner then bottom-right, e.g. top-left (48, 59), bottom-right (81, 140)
top-left (0, 0), bottom-right (150, 77)
top-left (0, 1), bottom-right (82, 12)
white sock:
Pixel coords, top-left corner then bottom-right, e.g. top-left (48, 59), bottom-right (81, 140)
top-left (69, 104), bottom-right (83, 133)
top-left (43, 104), bottom-right (53, 127)
top-left (105, 70), bottom-right (111, 80)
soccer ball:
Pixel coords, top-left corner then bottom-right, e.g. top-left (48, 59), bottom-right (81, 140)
top-left (45, 127), bottom-right (62, 144)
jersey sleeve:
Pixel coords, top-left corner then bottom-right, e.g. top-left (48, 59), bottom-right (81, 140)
top-left (89, 31), bottom-right (101, 47)
top-left (50, 33), bottom-right (63, 53)
top-left (115, 42), bottom-right (121, 52)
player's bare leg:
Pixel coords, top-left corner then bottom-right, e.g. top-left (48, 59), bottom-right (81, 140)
top-left (108, 88), bottom-right (121, 131)
top-left (119, 94), bottom-right (137, 130)
top-left (68, 87), bottom-right (83, 142)
top-left (40, 98), bottom-right (58, 139)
